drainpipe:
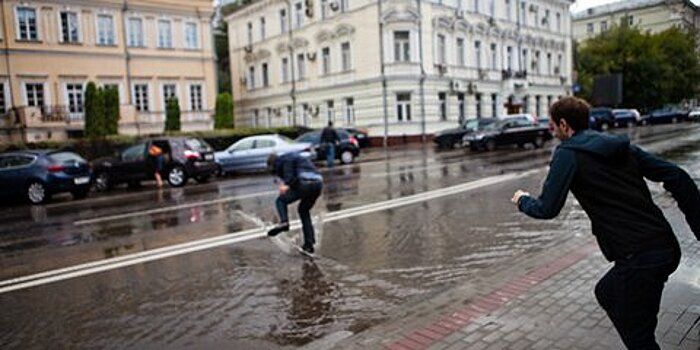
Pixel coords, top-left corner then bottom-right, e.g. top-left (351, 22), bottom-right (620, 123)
top-left (122, 0), bottom-right (139, 135)
top-left (417, 0), bottom-right (426, 142)
top-left (287, 0), bottom-right (296, 126)
top-left (378, 0), bottom-right (388, 147)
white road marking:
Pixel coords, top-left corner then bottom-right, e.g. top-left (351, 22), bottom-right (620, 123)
top-left (0, 168), bottom-right (542, 294)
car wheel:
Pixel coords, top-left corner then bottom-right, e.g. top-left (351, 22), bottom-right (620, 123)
top-left (485, 139), bottom-right (496, 152)
top-left (167, 165), bottom-right (188, 187)
top-left (94, 172), bottom-right (111, 192)
top-left (340, 150), bottom-right (354, 164)
top-left (195, 175), bottom-right (211, 183)
top-left (600, 122), bottom-right (610, 131)
top-left (71, 188), bottom-right (90, 200)
top-left (26, 181), bottom-right (49, 205)
top-left (533, 136), bottom-right (545, 149)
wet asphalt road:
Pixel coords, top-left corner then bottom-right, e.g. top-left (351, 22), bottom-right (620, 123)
top-left (1, 123), bottom-right (699, 349)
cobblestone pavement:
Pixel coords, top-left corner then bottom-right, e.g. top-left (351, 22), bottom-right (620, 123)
top-left (334, 205), bottom-right (700, 350)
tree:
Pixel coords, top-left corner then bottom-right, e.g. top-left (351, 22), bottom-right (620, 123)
top-left (84, 82), bottom-right (106, 138)
top-left (575, 25), bottom-right (700, 112)
top-left (214, 93), bottom-right (234, 129)
top-left (214, 18), bottom-right (232, 95)
top-left (103, 86), bottom-right (120, 135)
top-left (164, 97), bottom-right (181, 132)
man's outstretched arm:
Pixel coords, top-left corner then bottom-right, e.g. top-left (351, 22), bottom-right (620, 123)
top-left (630, 145), bottom-right (700, 240)
top-left (513, 148), bottom-right (577, 219)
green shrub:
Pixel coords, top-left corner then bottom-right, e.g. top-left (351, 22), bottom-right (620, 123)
top-left (214, 93), bottom-right (234, 129)
top-left (84, 82), bottom-right (106, 138)
top-left (104, 86), bottom-right (120, 135)
top-left (164, 97), bottom-right (181, 132)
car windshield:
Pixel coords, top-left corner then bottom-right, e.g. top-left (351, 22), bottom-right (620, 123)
top-left (277, 135), bottom-right (295, 144)
top-left (296, 132), bottom-right (320, 143)
top-left (48, 152), bottom-right (85, 163)
top-left (484, 120), bottom-right (508, 131)
top-left (463, 119), bottom-right (480, 129)
top-left (185, 138), bottom-right (212, 151)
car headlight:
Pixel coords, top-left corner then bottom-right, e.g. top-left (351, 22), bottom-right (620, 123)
top-left (474, 133), bottom-right (485, 140)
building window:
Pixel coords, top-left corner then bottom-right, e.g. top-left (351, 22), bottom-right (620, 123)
top-left (185, 22), bottom-right (199, 49)
top-left (341, 42), bottom-right (351, 71)
top-left (557, 54), bottom-right (563, 75)
top-left (506, 46), bottom-right (513, 70)
top-left (520, 2), bottom-right (526, 26)
top-left (534, 50), bottom-right (541, 74)
top-left (286, 105), bottom-right (292, 125)
top-left (158, 20), bottom-right (173, 48)
top-left (475, 41), bottom-right (482, 69)
top-left (66, 83), bottom-right (84, 119)
top-left (321, 0), bottom-right (329, 19)
top-left (587, 22), bottom-right (594, 34)
top-left (17, 7), bottom-right (38, 41)
top-left (523, 95), bottom-right (529, 113)
top-left (437, 34), bottom-right (446, 64)
top-left (521, 48), bottom-right (528, 71)
top-left (163, 84), bottom-right (177, 106)
top-left (134, 84), bottom-right (149, 112)
top-left (474, 0), bottom-right (480, 13)
top-left (489, 0), bottom-right (495, 17)
top-left (491, 93), bottom-right (498, 117)
top-left (547, 52), bottom-right (552, 75)
top-left (190, 84), bottom-right (203, 111)
top-left (322, 47), bottom-right (331, 75)
top-left (544, 9), bottom-right (550, 29)
top-left (456, 38), bottom-right (465, 66)
top-left (600, 20), bottom-right (607, 32)
top-left (60, 11), bottom-right (80, 43)
top-left (534, 7), bottom-right (539, 27)
top-left (247, 22), bottom-right (253, 45)
top-left (297, 53), bottom-right (306, 80)
top-left (394, 31), bottom-right (410, 62)
top-left (458, 93), bottom-right (465, 123)
top-left (25, 83), bottom-right (45, 108)
top-left (0, 83), bottom-right (6, 114)
top-left (475, 93), bottom-right (482, 118)
top-left (505, 0), bottom-right (512, 21)
top-left (326, 100), bottom-right (334, 123)
top-left (262, 63), bottom-right (269, 87)
top-left (438, 92), bottom-right (447, 121)
top-left (281, 57), bottom-right (289, 83)
top-left (128, 18), bottom-right (144, 47)
top-left (294, 2), bottom-right (304, 28)
top-left (260, 17), bottom-right (266, 40)
top-left (396, 93), bottom-right (411, 121)
top-left (280, 9), bottom-right (287, 33)
top-left (624, 15), bottom-right (634, 26)
top-left (547, 95), bottom-right (553, 108)
top-left (97, 15), bottom-right (115, 45)
top-left (340, 0), bottom-right (349, 12)
top-left (252, 109), bottom-right (259, 127)
top-left (248, 66), bottom-right (256, 89)
top-left (535, 95), bottom-right (541, 116)
top-left (490, 43), bottom-right (497, 70)
top-left (556, 12), bottom-right (561, 32)
top-left (345, 97), bottom-right (354, 124)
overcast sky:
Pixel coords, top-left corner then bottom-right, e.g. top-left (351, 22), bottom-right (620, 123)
top-left (571, 0), bottom-right (700, 13)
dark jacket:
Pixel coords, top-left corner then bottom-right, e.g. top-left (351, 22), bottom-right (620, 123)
top-left (518, 130), bottom-right (700, 261)
top-left (320, 126), bottom-right (340, 144)
top-left (274, 152), bottom-right (322, 188)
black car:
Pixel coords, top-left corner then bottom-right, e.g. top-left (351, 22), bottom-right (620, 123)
top-left (342, 127), bottom-right (370, 148)
top-left (92, 137), bottom-right (217, 190)
top-left (295, 129), bottom-right (360, 164)
top-left (640, 108), bottom-right (686, 125)
top-left (462, 118), bottom-right (552, 151)
top-left (0, 150), bottom-right (91, 204)
top-left (433, 118), bottom-right (497, 149)
top-left (589, 107), bottom-right (616, 131)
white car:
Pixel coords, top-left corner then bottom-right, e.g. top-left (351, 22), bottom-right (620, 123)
top-left (215, 134), bottom-right (313, 174)
top-left (688, 107), bottom-right (700, 121)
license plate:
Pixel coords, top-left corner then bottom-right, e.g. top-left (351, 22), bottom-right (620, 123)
top-left (463, 141), bottom-right (470, 146)
top-left (205, 154), bottom-right (214, 161)
top-left (74, 176), bottom-right (90, 185)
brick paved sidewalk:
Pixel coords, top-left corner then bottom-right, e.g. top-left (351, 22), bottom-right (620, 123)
top-left (334, 210), bottom-right (700, 350)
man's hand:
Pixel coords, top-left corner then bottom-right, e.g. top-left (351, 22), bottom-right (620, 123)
top-left (511, 189), bottom-right (530, 205)
top-left (279, 184), bottom-right (289, 194)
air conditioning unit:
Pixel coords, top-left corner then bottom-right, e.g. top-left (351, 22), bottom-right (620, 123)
top-left (450, 80), bottom-right (465, 92)
top-left (553, 67), bottom-right (560, 74)
top-left (329, 0), bottom-right (339, 11)
top-left (455, 9), bottom-right (465, 18)
top-left (244, 44), bottom-right (253, 53)
top-left (478, 69), bottom-right (487, 80)
top-left (306, 52), bottom-right (317, 61)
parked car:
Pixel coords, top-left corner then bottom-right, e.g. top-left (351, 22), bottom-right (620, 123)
top-left (612, 109), bottom-right (640, 127)
top-left (502, 113), bottom-right (538, 125)
top-left (589, 107), bottom-right (616, 131)
top-left (343, 127), bottom-right (370, 148)
top-left (0, 150), bottom-right (91, 204)
top-left (215, 134), bottom-right (314, 174)
top-left (538, 116), bottom-right (550, 127)
top-left (92, 137), bottom-right (217, 190)
top-left (688, 107), bottom-right (700, 121)
top-left (295, 129), bottom-right (360, 164)
top-left (462, 118), bottom-right (552, 151)
top-left (640, 108), bottom-right (686, 125)
top-left (433, 118), bottom-right (497, 149)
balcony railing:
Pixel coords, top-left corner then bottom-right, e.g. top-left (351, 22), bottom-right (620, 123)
top-left (502, 69), bottom-right (528, 80)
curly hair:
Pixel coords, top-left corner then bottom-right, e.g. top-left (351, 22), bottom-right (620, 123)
top-left (549, 97), bottom-right (591, 132)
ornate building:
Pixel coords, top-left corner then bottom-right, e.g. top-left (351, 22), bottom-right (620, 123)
top-left (227, 0), bottom-right (573, 141)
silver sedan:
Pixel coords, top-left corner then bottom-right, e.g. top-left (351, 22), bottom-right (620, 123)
top-left (215, 134), bottom-right (314, 174)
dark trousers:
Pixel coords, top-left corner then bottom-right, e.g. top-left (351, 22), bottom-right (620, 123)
top-left (275, 180), bottom-right (322, 247)
top-left (594, 246), bottom-right (680, 350)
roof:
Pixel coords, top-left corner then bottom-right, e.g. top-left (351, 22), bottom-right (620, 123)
top-left (572, 0), bottom-right (697, 19)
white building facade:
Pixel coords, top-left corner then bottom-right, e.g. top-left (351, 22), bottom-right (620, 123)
top-left (226, 0), bottom-right (574, 138)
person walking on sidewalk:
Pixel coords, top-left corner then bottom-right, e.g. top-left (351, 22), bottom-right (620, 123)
top-left (148, 144), bottom-right (164, 188)
top-left (511, 96), bottom-right (700, 350)
top-left (266, 152), bottom-right (323, 255)
top-left (320, 121), bottom-right (340, 168)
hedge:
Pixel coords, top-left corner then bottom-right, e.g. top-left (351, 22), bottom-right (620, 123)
top-left (0, 126), bottom-right (313, 160)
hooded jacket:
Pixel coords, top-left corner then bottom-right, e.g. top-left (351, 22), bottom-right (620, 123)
top-left (274, 152), bottom-right (322, 188)
top-left (518, 130), bottom-right (700, 261)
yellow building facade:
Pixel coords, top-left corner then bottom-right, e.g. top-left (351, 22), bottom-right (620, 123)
top-left (0, 0), bottom-right (216, 143)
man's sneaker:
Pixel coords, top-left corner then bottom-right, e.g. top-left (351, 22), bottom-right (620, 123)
top-left (300, 244), bottom-right (315, 257)
top-left (267, 223), bottom-right (289, 237)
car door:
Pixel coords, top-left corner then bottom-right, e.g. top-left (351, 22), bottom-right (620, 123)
top-left (497, 121), bottom-right (519, 145)
top-left (0, 155), bottom-right (23, 197)
top-left (249, 138), bottom-right (277, 170)
top-left (223, 138), bottom-right (255, 172)
top-left (117, 143), bottom-right (147, 181)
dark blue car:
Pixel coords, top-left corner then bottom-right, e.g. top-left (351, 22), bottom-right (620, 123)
top-left (640, 108), bottom-right (686, 125)
top-left (0, 150), bottom-right (91, 204)
top-left (589, 107), bottom-right (616, 131)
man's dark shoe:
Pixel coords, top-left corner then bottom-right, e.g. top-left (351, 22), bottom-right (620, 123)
top-left (267, 223), bottom-right (289, 237)
top-left (301, 244), bottom-right (315, 255)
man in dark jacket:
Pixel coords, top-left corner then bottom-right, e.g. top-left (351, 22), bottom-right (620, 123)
top-left (267, 152), bottom-right (323, 254)
top-left (512, 97), bottom-right (700, 349)
top-left (320, 121), bottom-right (340, 168)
